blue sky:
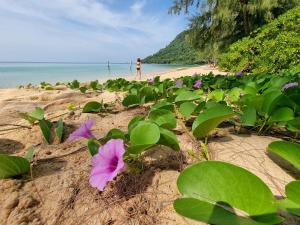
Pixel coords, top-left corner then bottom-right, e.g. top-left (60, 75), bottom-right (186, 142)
top-left (0, 0), bottom-right (190, 62)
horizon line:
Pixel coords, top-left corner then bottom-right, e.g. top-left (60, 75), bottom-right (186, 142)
top-left (0, 61), bottom-right (136, 64)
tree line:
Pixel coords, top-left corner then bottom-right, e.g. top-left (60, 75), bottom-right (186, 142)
top-left (169, 0), bottom-right (299, 65)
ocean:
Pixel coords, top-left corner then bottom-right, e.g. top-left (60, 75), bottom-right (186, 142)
top-left (0, 62), bottom-right (189, 88)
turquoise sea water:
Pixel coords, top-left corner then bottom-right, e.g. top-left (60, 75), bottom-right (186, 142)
top-left (0, 63), bottom-right (189, 88)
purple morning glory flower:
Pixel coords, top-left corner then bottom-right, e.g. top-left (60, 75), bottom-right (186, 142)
top-left (67, 119), bottom-right (95, 141)
top-left (175, 79), bottom-right (183, 87)
top-left (89, 139), bottom-right (126, 191)
top-left (282, 82), bottom-right (298, 90)
top-left (236, 70), bottom-right (244, 77)
top-left (193, 80), bottom-right (202, 89)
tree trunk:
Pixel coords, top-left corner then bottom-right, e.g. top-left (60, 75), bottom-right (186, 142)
top-left (240, 0), bottom-right (250, 34)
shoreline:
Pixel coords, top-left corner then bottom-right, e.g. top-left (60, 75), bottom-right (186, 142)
top-left (0, 64), bottom-right (227, 90)
top-left (98, 64), bottom-right (227, 84)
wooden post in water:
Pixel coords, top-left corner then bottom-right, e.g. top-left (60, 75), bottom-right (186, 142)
top-left (107, 60), bottom-right (111, 75)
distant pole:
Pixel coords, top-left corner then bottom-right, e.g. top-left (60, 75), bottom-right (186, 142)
top-left (107, 60), bottom-right (111, 74)
top-left (130, 60), bottom-right (132, 71)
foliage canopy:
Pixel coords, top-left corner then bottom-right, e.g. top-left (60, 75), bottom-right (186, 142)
top-left (219, 6), bottom-right (300, 73)
top-left (142, 31), bottom-right (200, 64)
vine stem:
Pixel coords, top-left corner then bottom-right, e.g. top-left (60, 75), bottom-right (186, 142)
top-left (203, 136), bottom-right (210, 160)
top-left (174, 107), bottom-right (209, 161)
top-left (258, 117), bottom-right (269, 135)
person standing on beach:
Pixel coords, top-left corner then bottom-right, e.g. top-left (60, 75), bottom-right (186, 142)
top-left (136, 58), bottom-right (142, 80)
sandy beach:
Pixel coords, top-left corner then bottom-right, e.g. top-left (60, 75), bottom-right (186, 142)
top-left (127, 64), bottom-right (228, 82)
top-left (0, 66), bottom-right (295, 225)
top-left (1, 0), bottom-right (298, 224)
top-left (84, 64), bottom-right (228, 84)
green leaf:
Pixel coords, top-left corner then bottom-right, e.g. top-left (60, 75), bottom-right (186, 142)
top-left (151, 101), bottom-right (174, 112)
top-left (140, 86), bottom-right (156, 103)
top-left (128, 116), bottom-right (144, 134)
top-left (127, 144), bottom-right (154, 155)
top-left (241, 105), bottom-right (257, 126)
top-left (205, 101), bottom-right (223, 109)
top-left (175, 91), bottom-right (201, 103)
top-left (122, 94), bottom-right (140, 107)
top-left (179, 102), bottom-right (197, 118)
top-left (261, 91), bottom-right (282, 116)
top-left (24, 146), bottom-right (34, 162)
top-left (240, 94), bottom-right (261, 110)
top-left (267, 141), bottom-right (300, 170)
top-left (158, 128), bottom-right (180, 151)
top-left (39, 119), bottom-right (52, 144)
top-left (287, 117), bottom-right (300, 133)
top-left (269, 107), bottom-right (294, 123)
top-left (90, 80), bottom-right (100, 90)
top-left (45, 85), bottom-right (54, 90)
top-left (148, 109), bottom-right (177, 129)
top-left (228, 88), bottom-right (242, 102)
top-left (174, 198), bottom-right (269, 225)
top-left (29, 107), bottom-right (44, 120)
top-left (129, 122), bottom-right (160, 154)
top-left (175, 161), bottom-right (279, 224)
top-left (208, 89), bottom-right (225, 102)
top-left (287, 93), bottom-right (300, 107)
top-left (130, 121), bottom-right (160, 145)
top-left (244, 85), bottom-right (257, 96)
top-left (0, 155), bottom-right (30, 179)
top-left (55, 119), bottom-right (64, 143)
top-left (82, 101), bottom-right (103, 113)
top-left (277, 198), bottom-right (300, 217)
top-left (192, 105), bottom-right (234, 138)
top-left (106, 128), bottom-right (126, 140)
top-left (87, 139), bottom-right (100, 156)
top-left (286, 180), bottom-right (300, 205)
top-left (193, 101), bottom-right (206, 114)
top-left (18, 112), bottom-right (37, 125)
top-left (79, 86), bottom-right (88, 93)
top-left (69, 80), bottom-right (80, 89)
top-left (277, 180), bottom-right (300, 218)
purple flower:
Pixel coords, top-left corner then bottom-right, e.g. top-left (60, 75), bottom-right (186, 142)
top-left (193, 80), bottom-right (202, 89)
top-left (175, 79), bottom-right (183, 87)
top-left (236, 70), bottom-right (244, 77)
top-left (282, 82), bottom-right (298, 90)
top-left (67, 119), bottom-right (95, 141)
top-left (90, 139), bottom-right (126, 191)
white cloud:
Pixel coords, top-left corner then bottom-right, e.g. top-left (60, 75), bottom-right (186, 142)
top-left (130, 0), bottom-right (147, 16)
top-left (0, 0), bottom-right (187, 61)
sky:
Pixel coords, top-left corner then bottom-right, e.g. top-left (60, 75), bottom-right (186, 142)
top-left (0, 0), bottom-right (190, 62)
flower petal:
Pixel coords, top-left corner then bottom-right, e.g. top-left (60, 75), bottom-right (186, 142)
top-left (111, 139), bottom-right (126, 159)
top-left (89, 171), bottom-right (115, 191)
top-left (85, 119), bottom-right (95, 130)
top-left (89, 139), bottom-right (126, 191)
top-left (67, 119), bottom-right (95, 141)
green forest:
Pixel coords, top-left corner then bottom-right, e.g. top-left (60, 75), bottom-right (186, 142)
top-left (142, 31), bottom-right (200, 64)
top-left (219, 6), bottom-right (300, 73)
top-left (144, 0), bottom-right (300, 73)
